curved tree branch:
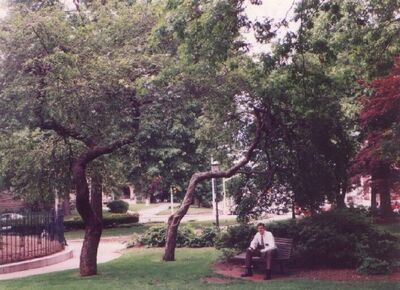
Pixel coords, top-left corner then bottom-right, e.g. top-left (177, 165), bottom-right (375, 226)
top-left (162, 107), bottom-right (269, 261)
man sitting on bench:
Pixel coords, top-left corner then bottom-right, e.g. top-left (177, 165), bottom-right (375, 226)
top-left (241, 223), bottom-right (277, 280)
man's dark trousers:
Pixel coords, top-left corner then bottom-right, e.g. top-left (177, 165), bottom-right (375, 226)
top-left (245, 248), bottom-right (276, 270)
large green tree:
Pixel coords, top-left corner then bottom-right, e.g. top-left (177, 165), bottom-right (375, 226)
top-left (144, 0), bottom-right (277, 261)
top-left (231, 0), bottom-right (400, 217)
top-left (0, 129), bottom-right (73, 210)
top-left (0, 0), bottom-right (169, 276)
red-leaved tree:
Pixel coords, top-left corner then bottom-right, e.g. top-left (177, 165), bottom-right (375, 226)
top-left (352, 58), bottom-right (400, 217)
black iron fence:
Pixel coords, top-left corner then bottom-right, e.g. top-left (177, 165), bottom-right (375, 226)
top-left (0, 209), bottom-right (65, 265)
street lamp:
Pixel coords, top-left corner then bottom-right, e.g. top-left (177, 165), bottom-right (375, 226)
top-left (211, 158), bottom-right (220, 229)
top-left (170, 186), bottom-right (177, 215)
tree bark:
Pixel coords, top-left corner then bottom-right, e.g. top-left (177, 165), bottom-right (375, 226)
top-left (370, 178), bottom-right (377, 211)
top-left (72, 143), bottom-right (132, 276)
top-left (371, 163), bottom-right (393, 217)
top-left (73, 161), bottom-right (102, 276)
top-left (91, 173), bottom-right (103, 219)
top-left (62, 192), bottom-right (71, 216)
top-left (163, 108), bottom-right (268, 261)
top-left (336, 184), bottom-right (347, 209)
top-left (379, 181), bottom-right (392, 218)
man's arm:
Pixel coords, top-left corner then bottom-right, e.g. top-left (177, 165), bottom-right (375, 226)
top-left (249, 233), bottom-right (259, 250)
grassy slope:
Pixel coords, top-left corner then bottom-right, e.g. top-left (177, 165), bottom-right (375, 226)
top-left (0, 248), bottom-right (397, 290)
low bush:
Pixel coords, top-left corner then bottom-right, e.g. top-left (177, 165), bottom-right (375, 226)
top-left (215, 223), bottom-right (255, 251)
top-left (189, 227), bottom-right (218, 248)
top-left (139, 226), bottom-right (218, 248)
top-left (215, 209), bottom-right (398, 274)
top-left (64, 213), bottom-right (139, 230)
top-left (107, 200), bottom-right (129, 213)
top-left (357, 257), bottom-right (392, 275)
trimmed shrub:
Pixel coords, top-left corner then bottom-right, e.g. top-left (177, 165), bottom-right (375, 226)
top-left (107, 200), bottom-right (129, 213)
top-left (139, 226), bottom-right (218, 248)
top-left (64, 213), bottom-right (139, 230)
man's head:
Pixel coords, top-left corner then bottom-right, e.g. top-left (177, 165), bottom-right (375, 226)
top-left (256, 223), bottom-right (266, 235)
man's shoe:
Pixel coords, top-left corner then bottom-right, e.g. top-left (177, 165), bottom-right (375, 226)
top-left (241, 268), bottom-right (253, 277)
top-left (264, 269), bottom-right (272, 280)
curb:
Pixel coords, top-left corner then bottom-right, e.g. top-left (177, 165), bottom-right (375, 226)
top-left (0, 247), bottom-right (73, 274)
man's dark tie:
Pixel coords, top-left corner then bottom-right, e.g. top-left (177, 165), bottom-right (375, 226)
top-left (260, 235), bottom-right (265, 249)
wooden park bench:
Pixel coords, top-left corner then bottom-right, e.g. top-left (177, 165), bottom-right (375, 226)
top-left (232, 237), bottom-right (293, 274)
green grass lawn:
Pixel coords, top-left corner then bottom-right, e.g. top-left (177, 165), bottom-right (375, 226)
top-left (0, 248), bottom-right (397, 290)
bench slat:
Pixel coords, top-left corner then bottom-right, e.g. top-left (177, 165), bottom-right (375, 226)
top-left (232, 237), bottom-right (293, 262)
top-left (275, 238), bottom-right (293, 242)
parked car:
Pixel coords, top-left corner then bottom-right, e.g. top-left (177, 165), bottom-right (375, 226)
top-left (0, 213), bottom-right (25, 221)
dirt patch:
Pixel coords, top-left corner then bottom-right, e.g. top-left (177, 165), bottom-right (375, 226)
top-left (214, 261), bottom-right (400, 282)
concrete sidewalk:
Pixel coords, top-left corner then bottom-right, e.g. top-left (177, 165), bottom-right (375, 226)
top-left (0, 239), bottom-right (125, 280)
top-left (136, 202), bottom-right (238, 223)
top-left (138, 203), bottom-right (171, 223)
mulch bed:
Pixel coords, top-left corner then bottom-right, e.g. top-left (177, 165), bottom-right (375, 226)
top-left (214, 261), bottom-right (400, 282)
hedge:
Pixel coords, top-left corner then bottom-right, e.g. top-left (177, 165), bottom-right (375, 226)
top-left (64, 213), bottom-right (139, 230)
top-left (107, 200), bottom-right (129, 214)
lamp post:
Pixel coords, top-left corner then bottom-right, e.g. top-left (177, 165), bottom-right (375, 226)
top-left (222, 177), bottom-right (227, 214)
top-left (170, 186), bottom-right (177, 215)
top-left (211, 158), bottom-right (220, 229)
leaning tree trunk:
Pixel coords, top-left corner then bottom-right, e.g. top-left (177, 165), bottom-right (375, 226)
top-left (73, 161), bottom-right (103, 276)
top-left (163, 108), bottom-right (268, 261)
top-left (164, 176), bottom-right (198, 261)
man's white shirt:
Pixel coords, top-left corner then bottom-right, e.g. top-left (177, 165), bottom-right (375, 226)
top-left (249, 231), bottom-right (276, 252)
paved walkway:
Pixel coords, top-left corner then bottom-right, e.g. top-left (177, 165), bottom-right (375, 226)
top-left (136, 203), bottom-right (293, 224)
top-left (137, 203), bottom-right (238, 223)
top-left (0, 239), bottom-right (126, 280)
top-left (136, 202), bottom-right (292, 224)
top-left (137, 203), bottom-right (171, 223)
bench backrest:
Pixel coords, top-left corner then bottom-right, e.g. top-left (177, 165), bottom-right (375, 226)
top-left (275, 237), bottom-right (293, 260)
